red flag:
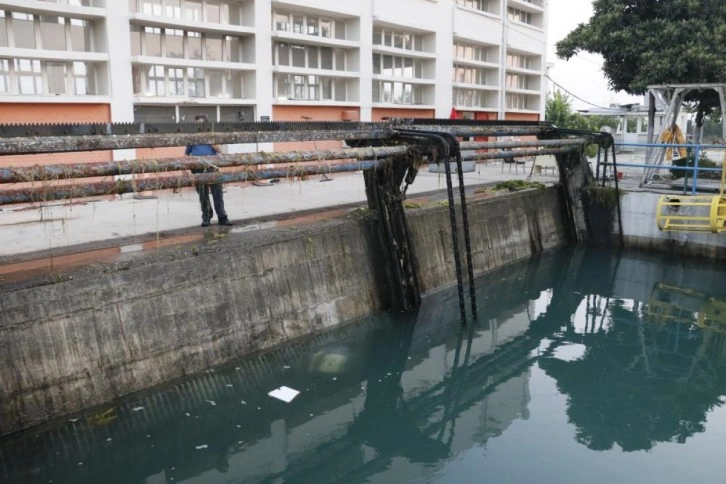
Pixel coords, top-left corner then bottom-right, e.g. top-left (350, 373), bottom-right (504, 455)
top-left (450, 107), bottom-right (459, 119)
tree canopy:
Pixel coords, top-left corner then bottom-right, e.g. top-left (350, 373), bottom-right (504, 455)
top-left (556, 0), bottom-right (726, 111)
top-left (545, 90), bottom-right (619, 132)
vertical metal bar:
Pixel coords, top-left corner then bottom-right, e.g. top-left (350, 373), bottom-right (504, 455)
top-left (692, 145), bottom-right (700, 195)
top-left (442, 155), bottom-right (467, 324)
top-left (611, 142), bottom-right (624, 247)
top-left (602, 144), bottom-right (609, 188)
top-left (595, 144), bottom-right (602, 182)
top-left (454, 153), bottom-right (477, 320)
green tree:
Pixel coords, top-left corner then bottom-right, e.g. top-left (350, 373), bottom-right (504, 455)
top-left (545, 90), bottom-right (589, 130)
top-left (556, 0), bottom-right (726, 116)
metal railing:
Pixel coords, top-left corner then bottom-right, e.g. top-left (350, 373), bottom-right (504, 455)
top-left (597, 143), bottom-right (726, 194)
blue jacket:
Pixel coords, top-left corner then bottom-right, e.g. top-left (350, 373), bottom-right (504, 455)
top-left (185, 144), bottom-right (218, 173)
top-left (185, 144), bottom-right (218, 156)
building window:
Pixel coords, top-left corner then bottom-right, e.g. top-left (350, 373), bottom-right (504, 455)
top-left (132, 26), bottom-right (246, 62)
top-left (141, 0), bottom-right (162, 15)
top-left (453, 65), bottom-right (495, 86)
top-left (275, 73), bottom-right (344, 101)
top-left (144, 27), bottom-right (162, 56)
top-left (372, 80), bottom-right (422, 105)
top-left (1, 58), bottom-right (97, 96)
top-left (506, 73), bottom-right (534, 90)
top-left (372, 27), bottom-right (424, 52)
top-left (508, 7), bottom-right (532, 25)
top-left (15, 59), bottom-right (42, 95)
top-left (273, 10), bottom-right (346, 40)
top-left (506, 93), bottom-right (536, 110)
top-left (453, 88), bottom-right (494, 108)
top-left (168, 66), bottom-right (184, 95)
top-left (507, 53), bottom-right (537, 70)
top-left (46, 62), bottom-right (68, 94)
top-left (373, 54), bottom-right (424, 79)
top-left (453, 41), bottom-right (497, 63)
top-left (0, 59), bottom-right (9, 93)
top-left (147, 65), bottom-right (165, 96)
top-left (187, 67), bottom-right (205, 97)
top-left (274, 42), bottom-right (347, 71)
top-left (40, 16), bottom-right (67, 51)
top-left (134, 64), bottom-right (241, 98)
top-left (12, 13), bottom-right (36, 49)
top-left (134, 0), bottom-right (240, 25)
top-left (2, 13), bottom-right (95, 52)
top-left (0, 11), bottom-right (7, 48)
top-left (187, 31), bottom-right (203, 60)
top-left (455, 0), bottom-right (497, 14)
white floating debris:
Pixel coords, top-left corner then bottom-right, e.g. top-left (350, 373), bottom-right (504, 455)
top-left (332, 377), bottom-right (337, 381)
top-left (185, 413), bottom-right (190, 417)
top-left (240, 400), bottom-right (247, 405)
top-left (225, 384), bottom-right (233, 388)
top-left (68, 418), bottom-right (78, 423)
top-left (206, 400), bottom-right (217, 406)
top-left (195, 444), bottom-right (208, 450)
top-left (386, 372), bottom-right (392, 376)
top-left (235, 367), bottom-right (241, 371)
top-left (283, 365), bottom-right (291, 369)
top-left (106, 438), bottom-right (112, 442)
top-left (132, 406), bottom-right (144, 412)
top-left (146, 434), bottom-right (151, 438)
top-left (78, 462), bottom-right (83, 466)
top-left (236, 424), bottom-right (241, 428)
top-left (268, 386), bottom-right (300, 403)
top-left (310, 413), bottom-right (314, 417)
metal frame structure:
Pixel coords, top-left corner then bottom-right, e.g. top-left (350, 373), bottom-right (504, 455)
top-left (0, 118), bottom-right (599, 322)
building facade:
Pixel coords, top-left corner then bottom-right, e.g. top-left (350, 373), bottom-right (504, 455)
top-left (0, 0), bottom-right (548, 159)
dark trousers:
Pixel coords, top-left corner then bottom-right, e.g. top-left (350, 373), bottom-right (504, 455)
top-left (196, 182), bottom-right (228, 222)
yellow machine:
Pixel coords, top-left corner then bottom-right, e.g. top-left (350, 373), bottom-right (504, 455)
top-left (648, 283), bottom-right (726, 332)
top-left (656, 150), bottom-right (726, 233)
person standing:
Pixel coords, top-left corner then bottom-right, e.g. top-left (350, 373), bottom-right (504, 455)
top-left (185, 114), bottom-right (233, 227)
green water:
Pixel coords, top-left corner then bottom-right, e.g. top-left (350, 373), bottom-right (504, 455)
top-left (2, 247), bottom-right (726, 484)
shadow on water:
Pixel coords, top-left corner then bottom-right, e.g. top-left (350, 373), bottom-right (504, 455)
top-left (2, 246), bottom-right (726, 482)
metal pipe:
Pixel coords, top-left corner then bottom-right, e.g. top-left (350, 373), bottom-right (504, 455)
top-left (0, 146), bottom-right (410, 184)
top-left (0, 159), bottom-right (385, 206)
top-left (459, 138), bottom-right (588, 150)
top-left (0, 129), bottom-right (396, 155)
top-left (459, 146), bottom-right (578, 161)
top-left (400, 126), bottom-right (551, 137)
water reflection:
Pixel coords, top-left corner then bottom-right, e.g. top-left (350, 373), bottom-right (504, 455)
top-left (541, 284), bottom-right (726, 452)
top-left (2, 248), bottom-right (726, 483)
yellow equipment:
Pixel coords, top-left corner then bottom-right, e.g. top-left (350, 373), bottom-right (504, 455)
top-left (656, 148), bottom-right (726, 233)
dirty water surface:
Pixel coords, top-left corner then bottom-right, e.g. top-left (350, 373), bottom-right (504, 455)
top-left (2, 246), bottom-right (726, 483)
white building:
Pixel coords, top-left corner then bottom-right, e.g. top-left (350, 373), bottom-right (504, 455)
top-left (0, 0), bottom-right (548, 161)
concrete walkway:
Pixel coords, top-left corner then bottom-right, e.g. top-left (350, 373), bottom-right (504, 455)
top-left (0, 160), bottom-right (557, 264)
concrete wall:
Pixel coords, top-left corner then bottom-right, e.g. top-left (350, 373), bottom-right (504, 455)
top-left (0, 187), bottom-right (568, 435)
top-left (613, 191), bottom-right (726, 259)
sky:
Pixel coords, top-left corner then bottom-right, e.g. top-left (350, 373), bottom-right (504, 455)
top-left (545, 0), bottom-right (642, 111)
